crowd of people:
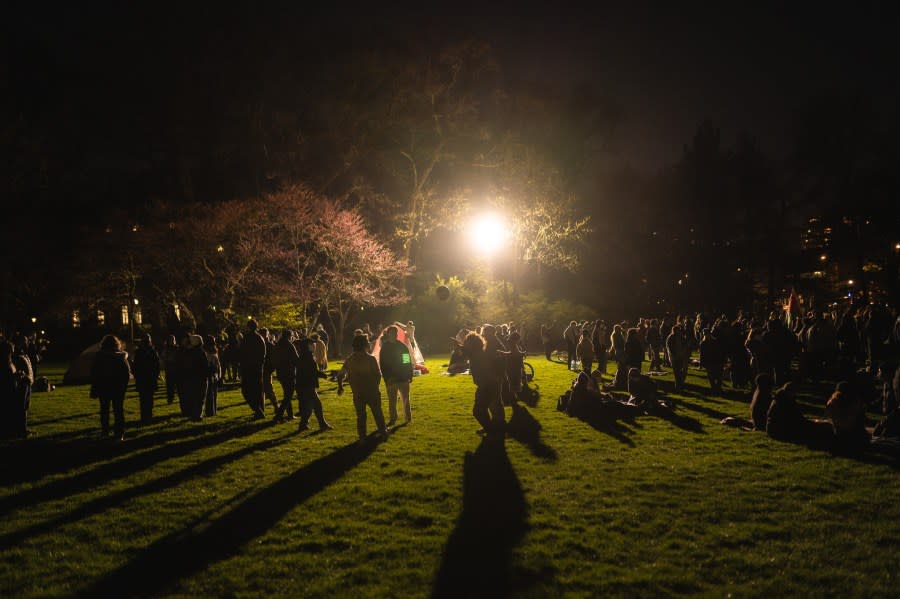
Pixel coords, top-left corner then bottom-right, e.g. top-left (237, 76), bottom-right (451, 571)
top-left (2, 303), bottom-right (899, 453)
top-left (542, 303), bottom-right (900, 451)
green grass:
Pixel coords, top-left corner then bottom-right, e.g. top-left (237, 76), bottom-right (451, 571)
top-left (1, 357), bottom-right (897, 598)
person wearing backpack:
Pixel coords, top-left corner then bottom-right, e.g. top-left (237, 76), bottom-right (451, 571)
top-left (90, 335), bottom-right (132, 441)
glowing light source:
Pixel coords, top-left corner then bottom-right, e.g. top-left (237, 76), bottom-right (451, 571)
top-left (848, 280), bottom-right (854, 285)
top-left (820, 254), bottom-right (827, 261)
top-left (30, 317), bottom-right (37, 323)
top-left (468, 212), bottom-right (509, 256)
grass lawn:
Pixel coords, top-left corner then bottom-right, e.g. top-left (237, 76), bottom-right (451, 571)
top-left (1, 356), bottom-right (897, 598)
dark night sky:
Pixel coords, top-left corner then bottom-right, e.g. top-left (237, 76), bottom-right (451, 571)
top-left (6, 2), bottom-right (899, 174)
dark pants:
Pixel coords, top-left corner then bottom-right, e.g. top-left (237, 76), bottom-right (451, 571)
top-left (276, 377), bottom-right (296, 418)
top-left (137, 387), bottom-right (155, 423)
top-left (598, 347), bottom-right (608, 374)
top-left (581, 359), bottom-right (593, 375)
top-left (241, 365), bottom-right (265, 416)
top-left (205, 378), bottom-right (218, 417)
top-left (353, 390), bottom-right (386, 439)
top-left (298, 386), bottom-right (326, 426)
top-left (165, 368), bottom-right (177, 403)
top-left (565, 340), bottom-right (576, 369)
top-left (706, 363), bottom-right (724, 393)
top-left (543, 341), bottom-right (552, 361)
top-left (100, 394), bottom-right (125, 437)
top-left (264, 373), bottom-right (278, 412)
top-left (673, 358), bottom-right (688, 390)
top-left (473, 383), bottom-right (504, 432)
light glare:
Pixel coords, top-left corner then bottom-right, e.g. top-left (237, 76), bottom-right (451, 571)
top-left (468, 213), bottom-right (508, 256)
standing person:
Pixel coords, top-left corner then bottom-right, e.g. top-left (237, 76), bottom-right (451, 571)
top-left (272, 330), bottom-right (300, 421)
top-left (11, 340), bottom-right (33, 436)
top-left (259, 328), bottom-right (279, 412)
top-left (563, 320), bottom-right (579, 370)
top-left (181, 335), bottom-right (209, 421)
top-left (646, 319), bottom-right (662, 372)
top-left (315, 324), bottom-right (329, 358)
top-left (204, 336), bottom-right (222, 417)
top-left (0, 341), bottom-right (27, 439)
top-left (133, 335), bottom-right (161, 425)
top-left (239, 319), bottom-right (267, 419)
top-left (462, 332), bottom-right (505, 437)
top-left (540, 323), bottom-right (553, 361)
top-left (699, 328), bottom-right (725, 393)
top-left (162, 335), bottom-right (179, 404)
top-left (594, 320), bottom-right (609, 375)
top-left (311, 333), bottom-right (328, 372)
top-left (379, 325), bottom-right (414, 426)
top-left (90, 335), bottom-right (132, 441)
top-left (337, 334), bottom-right (389, 442)
top-left (503, 331), bottom-right (527, 405)
top-left (297, 336), bottom-right (331, 432)
top-left (666, 325), bottom-right (689, 392)
top-left (576, 329), bottom-right (595, 375)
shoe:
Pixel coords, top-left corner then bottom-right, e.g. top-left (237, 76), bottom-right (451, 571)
top-left (298, 423), bottom-right (310, 432)
top-left (273, 414), bottom-right (285, 423)
top-left (319, 422), bottom-right (334, 431)
top-left (387, 418), bottom-right (397, 427)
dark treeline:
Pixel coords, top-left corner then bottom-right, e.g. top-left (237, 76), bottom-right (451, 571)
top-left (3, 6), bottom-right (900, 339)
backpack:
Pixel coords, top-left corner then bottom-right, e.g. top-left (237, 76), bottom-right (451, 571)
top-left (33, 376), bottom-right (53, 392)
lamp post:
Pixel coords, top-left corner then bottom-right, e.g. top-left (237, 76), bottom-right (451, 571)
top-left (130, 298), bottom-right (139, 344)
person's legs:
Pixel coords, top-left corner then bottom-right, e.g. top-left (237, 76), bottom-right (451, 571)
top-left (138, 389), bottom-right (152, 423)
top-left (398, 381), bottom-right (411, 422)
top-left (99, 396), bottom-right (111, 436)
top-left (310, 390), bottom-right (329, 428)
top-left (368, 393), bottom-right (387, 433)
top-left (582, 359), bottom-right (592, 375)
top-left (473, 387), bottom-right (493, 431)
top-left (112, 396), bottom-right (125, 438)
top-left (386, 381), bottom-right (399, 424)
top-left (264, 375), bottom-right (278, 411)
top-left (166, 373), bottom-right (176, 404)
top-left (277, 378), bottom-right (295, 418)
top-left (298, 386), bottom-right (313, 426)
top-left (353, 394), bottom-right (368, 439)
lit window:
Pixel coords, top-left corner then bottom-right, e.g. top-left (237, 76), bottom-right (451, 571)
top-left (134, 309), bottom-right (143, 325)
top-left (121, 305), bottom-right (129, 325)
top-left (72, 310), bottom-right (81, 328)
top-left (97, 310), bottom-right (105, 325)
top-left (174, 304), bottom-right (181, 320)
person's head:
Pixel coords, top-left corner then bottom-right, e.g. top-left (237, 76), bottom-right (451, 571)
top-left (281, 329), bottom-right (294, 342)
top-left (774, 382), bottom-right (795, 402)
top-left (407, 320), bottom-right (414, 327)
top-left (509, 331), bottom-right (521, 344)
top-left (569, 320), bottom-right (577, 327)
top-left (384, 326), bottom-right (398, 341)
top-left (835, 381), bottom-right (851, 395)
top-left (140, 335), bottom-right (153, 348)
top-left (628, 367), bottom-right (641, 381)
top-left (310, 332), bottom-right (319, 342)
top-left (188, 334), bottom-right (204, 349)
top-left (167, 335), bottom-right (176, 346)
top-left (100, 334), bottom-right (122, 352)
top-left (259, 327), bottom-right (269, 340)
top-left (482, 324), bottom-right (496, 338)
top-left (351, 334), bottom-right (370, 353)
top-left (247, 319), bottom-right (259, 332)
top-left (462, 331), bottom-right (485, 356)
top-left (755, 373), bottom-right (772, 392)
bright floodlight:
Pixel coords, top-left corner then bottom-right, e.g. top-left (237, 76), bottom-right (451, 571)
top-left (468, 212), bottom-right (509, 255)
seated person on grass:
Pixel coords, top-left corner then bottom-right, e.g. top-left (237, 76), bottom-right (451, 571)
top-left (825, 381), bottom-right (869, 450)
top-left (766, 383), bottom-right (831, 444)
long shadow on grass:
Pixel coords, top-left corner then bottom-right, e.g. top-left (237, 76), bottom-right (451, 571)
top-left (655, 407), bottom-right (706, 434)
top-left (0, 431), bottom-right (296, 550)
top-left (570, 402), bottom-right (640, 447)
top-left (506, 405), bottom-right (557, 461)
top-left (0, 420), bottom-right (274, 518)
top-left (77, 439), bottom-right (378, 598)
top-left (433, 438), bottom-right (551, 598)
top-left (0, 420), bottom-right (233, 486)
top-left (29, 411), bottom-right (97, 426)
